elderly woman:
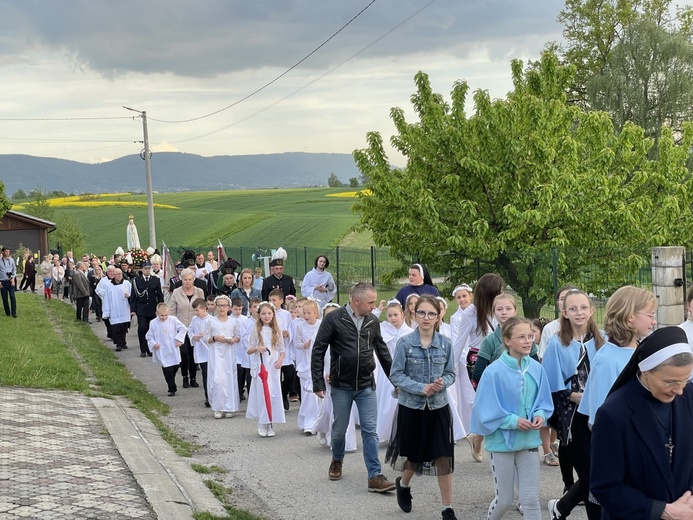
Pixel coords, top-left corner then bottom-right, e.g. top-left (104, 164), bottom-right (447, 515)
top-left (590, 326), bottom-right (693, 520)
top-left (168, 268), bottom-right (204, 389)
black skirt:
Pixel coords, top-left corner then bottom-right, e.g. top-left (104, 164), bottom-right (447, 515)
top-left (385, 403), bottom-right (454, 476)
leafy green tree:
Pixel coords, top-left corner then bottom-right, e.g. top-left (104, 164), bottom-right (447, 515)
top-left (51, 213), bottom-right (85, 257)
top-left (558, 0), bottom-right (693, 139)
top-left (353, 52), bottom-right (693, 316)
top-left (327, 173), bottom-right (344, 187)
top-left (0, 181), bottom-right (12, 220)
top-left (23, 187), bottom-right (55, 222)
top-left (11, 189), bottom-right (27, 200)
top-left (349, 177), bottom-right (360, 188)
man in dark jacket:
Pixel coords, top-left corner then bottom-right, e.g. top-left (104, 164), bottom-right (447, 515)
top-left (73, 261), bottom-right (91, 323)
top-left (312, 282), bottom-right (396, 493)
top-left (129, 261), bottom-right (164, 357)
top-left (261, 258), bottom-right (295, 302)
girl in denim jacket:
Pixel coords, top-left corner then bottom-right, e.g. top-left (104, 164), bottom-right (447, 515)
top-left (470, 316), bottom-right (553, 520)
top-left (386, 296), bottom-right (458, 520)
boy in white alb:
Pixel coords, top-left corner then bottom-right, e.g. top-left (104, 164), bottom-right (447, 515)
top-left (239, 298), bottom-right (261, 399)
top-left (188, 298), bottom-right (213, 407)
top-left (230, 297), bottom-right (251, 400)
top-left (146, 303), bottom-right (188, 396)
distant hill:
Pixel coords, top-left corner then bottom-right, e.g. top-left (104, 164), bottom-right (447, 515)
top-left (0, 152), bottom-right (362, 195)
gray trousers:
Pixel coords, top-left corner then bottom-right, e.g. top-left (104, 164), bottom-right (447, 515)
top-left (487, 449), bottom-right (540, 520)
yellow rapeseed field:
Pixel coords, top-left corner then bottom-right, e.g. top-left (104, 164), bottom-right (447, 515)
top-left (13, 192), bottom-right (179, 210)
top-left (326, 189), bottom-right (371, 198)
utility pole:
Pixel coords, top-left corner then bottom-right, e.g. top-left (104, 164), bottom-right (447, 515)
top-left (123, 106), bottom-right (156, 249)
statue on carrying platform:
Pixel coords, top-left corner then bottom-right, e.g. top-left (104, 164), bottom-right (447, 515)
top-left (126, 214), bottom-right (141, 251)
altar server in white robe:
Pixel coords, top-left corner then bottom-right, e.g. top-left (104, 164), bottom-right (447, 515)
top-left (295, 299), bottom-right (323, 433)
top-left (147, 303), bottom-right (187, 397)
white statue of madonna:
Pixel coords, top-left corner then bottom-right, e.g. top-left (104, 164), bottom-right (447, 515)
top-left (126, 214), bottom-right (141, 250)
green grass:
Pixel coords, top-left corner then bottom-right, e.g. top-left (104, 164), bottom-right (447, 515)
top-left (47, 188), bottom-right (365, 255)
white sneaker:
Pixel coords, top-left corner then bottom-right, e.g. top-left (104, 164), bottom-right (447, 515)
top-left (213, 411), bottom-right (223, 419)
top-left (223, 412), bottom-right (234, 418)
top-left (267, 424), bottom-right (275, 437)
top-left (548, 499), bottom-right (560, 520)
top-left (317, 432), bottom-right (327, 445)
top-left (258, 425), bottom-right (267, 437)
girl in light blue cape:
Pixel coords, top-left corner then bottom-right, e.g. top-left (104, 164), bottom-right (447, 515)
top-left (470, 317), bottom-right (553, 520)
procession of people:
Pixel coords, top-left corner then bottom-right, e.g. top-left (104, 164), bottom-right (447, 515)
top-left (7, 213), bottom-right (693, 520)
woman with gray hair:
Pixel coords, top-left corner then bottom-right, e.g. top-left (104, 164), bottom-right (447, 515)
top-left (169, 268), bottom-right (204, 389)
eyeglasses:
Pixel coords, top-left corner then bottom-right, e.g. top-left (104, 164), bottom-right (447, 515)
top-left (510, 334), bottom-right (535, 342)
top-left (652, 372), bottom-right (692, 388)
top-left (566, 305), bottom-right (591, 315)
top-left (415, 310), bottom-right (439, 320)
top-left (637, 311), bottom-right (657, 321)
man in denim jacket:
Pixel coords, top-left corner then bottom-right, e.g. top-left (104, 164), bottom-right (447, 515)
top-left (312, 282), bottom-right (396, 493)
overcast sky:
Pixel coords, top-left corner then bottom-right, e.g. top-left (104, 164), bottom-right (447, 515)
top-left (0, 0), bottom-right (568, 165)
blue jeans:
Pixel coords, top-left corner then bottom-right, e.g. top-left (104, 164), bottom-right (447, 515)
top-left (330, 385), bottom-right (381, 479)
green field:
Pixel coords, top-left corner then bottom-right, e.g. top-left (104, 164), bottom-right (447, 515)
top-left (41, 188), bottom-right (367, 255)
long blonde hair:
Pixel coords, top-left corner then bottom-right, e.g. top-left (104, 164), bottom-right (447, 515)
top-left (255, 301), bottom-right (282, 351)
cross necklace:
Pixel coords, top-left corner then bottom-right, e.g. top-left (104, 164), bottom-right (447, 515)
top-left (648, 402), bottom-right (674, 463)
top-left (639, 375), bottom-right (674, 463)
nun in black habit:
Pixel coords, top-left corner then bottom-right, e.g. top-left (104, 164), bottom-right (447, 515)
top-left (590, 326), bottom-right (693, 520)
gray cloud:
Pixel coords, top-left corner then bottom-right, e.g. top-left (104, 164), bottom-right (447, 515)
top-left (0, 0), bottom-right (563, 77)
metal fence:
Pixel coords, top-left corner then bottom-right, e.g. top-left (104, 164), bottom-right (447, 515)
top-left (171, 244), bottom-right (665, 322)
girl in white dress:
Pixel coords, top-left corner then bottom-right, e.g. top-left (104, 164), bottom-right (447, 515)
top-left (435, 297), bottom-right (467, 441)
top-left (312, 303), bottom-right (358, 451)
top-left (451, 273), bottom-right (505, 461)
top-left (205, 295), bottom-right (241, 419)
top-left (295, 299), bottom-right (323, 434)
top-left (246, 301), bottom-right (286, 437)
top-left (404, 294), bottom-right (420, 329)
top-left (377, 300), bottom-right (413, 442)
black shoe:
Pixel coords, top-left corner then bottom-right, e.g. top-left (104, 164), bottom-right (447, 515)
top-left (189, 379), bottom-right (199, 388)
top-left (396, 477), bottom-right (412, 512)
top-left (115, 347), bottom-right (123, 352)
top-left (122, 345), bottom-right (128, 349)
top-left (204, 401), bottom-right (210, 408)
top-left (240, 394), bottom-right (246, 401)
top-left (140, 353), bottom-right (147, 358)
top-left (12, 315), bottom-right (17, 318)
top-left (147, 352), bottom-right (153, 357)
top-left (183, 377), bottom-right (190, 388)
top-left (441, 508), bottom-right (457, 520)
top-left (167, 391), bottom-right (176, 397)
top-left (282, 395), bottom-right (290, 411)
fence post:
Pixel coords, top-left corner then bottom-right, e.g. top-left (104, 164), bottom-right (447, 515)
top-left (552, 246), bottom-right (558, 319)
top-left (651, 246), bottom-right (686, 327)
top-left (239, 246), bottom-right (243, 268)
top-left (304, 247), bottom-right (308, 277)
top-left (336, 246), bottom-right (340, 304)
top-left (370, 246), bottom-right (375, 287)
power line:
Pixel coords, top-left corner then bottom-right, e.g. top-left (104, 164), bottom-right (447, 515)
top-left (0, 116), bottom-right (132, 121)
top-left (171, 0), bottom-right (438, 144)
top-left (148, 0), bottom-right (378, 124)
top-left (0, 136), bottom-right (134, 143)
